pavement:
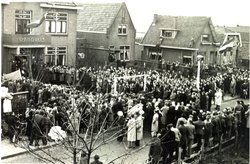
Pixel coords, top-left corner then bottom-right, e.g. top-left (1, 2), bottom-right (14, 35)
top-left (0, 94), bottom-right (247, 163)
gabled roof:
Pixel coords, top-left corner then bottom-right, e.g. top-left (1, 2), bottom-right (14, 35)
top-left (141, 15), bottom-right (215, 49)
top-left (215, 26), bottom-right (249, 43)
top-left (77, 3), bottom-right (123, 32)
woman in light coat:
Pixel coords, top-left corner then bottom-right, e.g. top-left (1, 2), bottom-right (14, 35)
top-left (127, 115), bottom-right (136, 148)
top-left (151, 110), bottom-right (159, 136)
top-left (215, 88), bottom-right (222, 110)
top-left (135, 111), bottom-right (144, 146)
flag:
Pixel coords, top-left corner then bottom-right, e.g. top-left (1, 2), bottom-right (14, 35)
top-left (26, 13), bottom-right (47, 28)
top-left (219, 38), bottom-right (234, 52)
top-left (3, 69), bottom-right (22, 81)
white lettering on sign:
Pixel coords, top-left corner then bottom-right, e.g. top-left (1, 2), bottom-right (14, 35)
top-left (17, 37), bottom-right (45, 42)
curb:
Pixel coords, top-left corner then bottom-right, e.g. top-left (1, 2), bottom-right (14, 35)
top-left (222, 96), bottom-right (240, 102)
top-left (1, 142), bottom-right (59, 160)
top-left (1, 127), bottom-right (120, 160)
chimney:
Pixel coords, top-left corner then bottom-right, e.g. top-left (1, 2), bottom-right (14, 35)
top-left (173, 16), bottom-right (177, 29)
top-left (152, 14), bottom-right (158, 26)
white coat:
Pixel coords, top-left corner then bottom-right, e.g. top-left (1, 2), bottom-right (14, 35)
top-left (151, 113), bottom-right (159, 133)
top-left (127, 117), bottom-right (136, 142)
top-left (215, 90), bottom-right (222, 106)
top-left (136, 115), bottom-right (144, 140)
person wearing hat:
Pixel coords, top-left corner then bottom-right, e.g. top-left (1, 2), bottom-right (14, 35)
top-left (151, 109), bottom-right (159, 136)
top-left (193, 116), bottom-right (205, 151)
top-left (135, 111), bottom-right (144, 146)
top-left (204, 115), bottom-right (213, 148)
top-left (117, 111), bottom-right (125, 142)
top-left (160, 123), bottom-right (175, 164)
top-left (127, 115), bottom-right (136, 148)
top-left (90, 155), bottom-right (103, 164)
top-left (148, 132), bottom-right (162, 164)
top-left (178, 120), bottom-right (188, 159)
top-left (186, 118), bottom-right (195, 157)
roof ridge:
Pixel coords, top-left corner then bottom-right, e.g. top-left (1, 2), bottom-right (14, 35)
top-left (155, 14), bottom-right (210, 18)
top-left (78, 3), bottom-right (123, 6)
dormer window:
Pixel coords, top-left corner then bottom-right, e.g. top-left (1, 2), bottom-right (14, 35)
top-left (201, 34), bottom-right (209, 42)
top-left (160, 29), bottom-right (177, 38)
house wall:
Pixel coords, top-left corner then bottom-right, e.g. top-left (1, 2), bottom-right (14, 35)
top-left (76, 32), bottom-right (109, 67)
top-left (2, 2), bottom-right (77, 74)
top-left (135, 43), bottom-right (143, 60)
top-left (142, 46), bottom-right (194, 64)
top-left (195, 22), bottom-right (218, 65)
top-left (108, 4), bottom-right (136, 60)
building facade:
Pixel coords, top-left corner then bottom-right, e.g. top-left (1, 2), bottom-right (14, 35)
top-left (76, 3), bottom-right (136, 67)
top-left (141, 15), bottom-right (219, 68)
top-left (2, 2), bottom-right (78, 75)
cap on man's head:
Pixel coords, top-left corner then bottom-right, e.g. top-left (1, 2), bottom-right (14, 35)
top-left (94, 155), bottom-right (100, 160)
top-left (167, 123), bottom-right (173, 128)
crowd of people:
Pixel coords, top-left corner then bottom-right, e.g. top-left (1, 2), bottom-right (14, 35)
top-left (1, 64), bottom-right (250, 163)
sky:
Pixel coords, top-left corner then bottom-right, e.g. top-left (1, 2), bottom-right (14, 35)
top-left (2, 0), bottom-right (250, 33)
top-left (78, 0), bottom-right (250, 33)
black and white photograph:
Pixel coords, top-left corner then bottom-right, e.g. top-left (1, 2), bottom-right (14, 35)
top-left (1, 0), bottom-right (249, 163)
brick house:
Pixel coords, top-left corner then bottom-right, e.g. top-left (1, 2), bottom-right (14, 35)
top-left (215, 25), bottom-right (249, 68)
top-left (141, 15), bottom-right (219, 67)
top-left (76, 2), bottom-right (136, 67)
top-left (1, 2), bottom-right (78, 74)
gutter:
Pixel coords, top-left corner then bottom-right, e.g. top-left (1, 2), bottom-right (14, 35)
top-left (140, 43), bottom-right (198, 51)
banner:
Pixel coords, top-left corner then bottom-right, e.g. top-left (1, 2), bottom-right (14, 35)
top-left (3, 69), bottom-right (22, 81)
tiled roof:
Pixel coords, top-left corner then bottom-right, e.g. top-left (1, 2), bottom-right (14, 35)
top-left (77, 3), bottom-right (122, 32)
top-left (215, 26), bottom-right (249, 43)
top-left (215, 26), bottom-right (249, 59)
top-left (142, 15), bottom-right (212, 48)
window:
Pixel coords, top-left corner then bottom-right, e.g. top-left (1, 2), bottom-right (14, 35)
top-left (201, 34), bottom-right (209, 42)
top-left (15, 10), bottom-right (32, 34)
top-left (183, 56), bottom-right (192, 64)
top-left (148, 48), bottom-right (162, 60)
top-left (45, 12), bottom-right (67, 33)
top-left (161, 30), bottom-right (175, 38)
top-left (118, 25), bottom-right (127, 35)
top-left (45, 47), bottom-right (67, 66)
top-left (119, 46), bottom-right (130, 61)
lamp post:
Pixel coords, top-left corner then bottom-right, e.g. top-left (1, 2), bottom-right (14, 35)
top-left (196, 55), bottom-right (203, 91)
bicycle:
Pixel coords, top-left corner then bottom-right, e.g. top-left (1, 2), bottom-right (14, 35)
top-left (13, 114), bottom-right (28, 145)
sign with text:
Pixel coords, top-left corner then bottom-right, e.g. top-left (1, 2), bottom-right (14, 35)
top-left (3, 34), bottom-right (51, 45)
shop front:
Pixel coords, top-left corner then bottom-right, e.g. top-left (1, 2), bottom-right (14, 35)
top-left (2, 34), bottom-right (51, 77)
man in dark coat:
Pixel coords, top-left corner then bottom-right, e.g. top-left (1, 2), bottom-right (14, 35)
top-left (117, 111), bottom-right (125, 142)
top-left (26, 111), bottom-right (34, 141)
top-left (186, 118), bottom-right (195, 157)
top-left (166, 102), bottom-right (176, 126)
top-left (5, 113), bottom-right (18, 143)
top-left (160, 124), bottom-right (175, 164)
top-left (178, 120), bottom-right (188, 159)
top-left (200, 92), bottom-right (207, 111)
top-left (211, 112), bottom-right (221, 144)
top-left (29, 110), bottom-right (46, 146)
top-left (193, 116), bottom-right (205, 151)
top-left (204, 115), bottom-right (213, 148)
top-left (148, 132), bottom-right (162, 164)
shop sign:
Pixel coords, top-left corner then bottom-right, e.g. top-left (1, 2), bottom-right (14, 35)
top-left (3, 34), bottom-right (51, 45)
